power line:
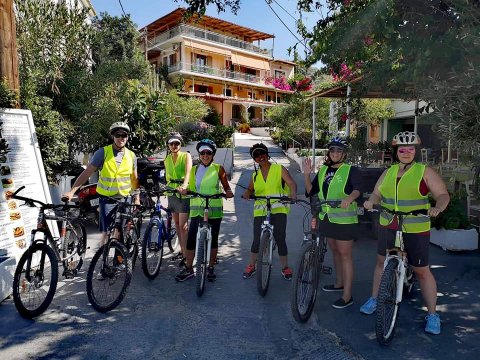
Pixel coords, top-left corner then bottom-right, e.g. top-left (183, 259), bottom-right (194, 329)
top-left (272, 0), bottom-right (298, 22)
top-left (118, 0), bottom-right (126, 16)
top-left (264, 0), bottom-right (311, 53)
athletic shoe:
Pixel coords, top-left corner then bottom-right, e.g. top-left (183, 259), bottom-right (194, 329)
top-left (281, 267), bottom-right (293, 280)
top-left (207, 266), bottom-right (216, 282)
top-left (178, 257), bottom-right (186, 268)
top-left (171, 252), bottom-right (183, 261)
top-left (332, 297), bottom-right (354, 309)
top-left (360, 297), bottom-right (377, 315)
top-left (242, 264), bottom-right (256, 279)
top-left (175, 267), bottom-right (194, 282)
top-left (322, 284), bottom-right (344, 292)
top-left (425, 313), bottom-right (441, 335)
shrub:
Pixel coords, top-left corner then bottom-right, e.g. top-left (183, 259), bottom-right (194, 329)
top-left (431, 194), bottom-right (471, 230)
top-left (237, 123), bottom-right (250, 133)
top-left (208, 125), bottom-right (234, 148)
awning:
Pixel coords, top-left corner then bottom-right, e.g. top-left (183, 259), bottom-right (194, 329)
top-left (184, 39), bottom-right (231, 56)
top-left (231, 53), bottom-right (270, 71)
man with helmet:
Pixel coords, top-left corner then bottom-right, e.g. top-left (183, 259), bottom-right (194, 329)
top-left (63, 121), bottom-right (139, 244)
top-left (303, 136), bottom-right (361, 309)
top-left (175, 139), bottom-right (233, 282)
top-left (164, 132), bottom-right (192, 265)
top-left (241, 142), bottom-right (297, 280)
top-left (360, 131), bottom-right (450, 335)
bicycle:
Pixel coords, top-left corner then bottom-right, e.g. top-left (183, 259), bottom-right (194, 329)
top-left (186, 190), bottom-right (227, 297)
top-left (249, 195), bottom-right (310, 297)
top-left (290, 199), bottom-right (342, 323)
top-left (141, 188), bottom-right (177, 280)
top-left (370, 204), bottom-right (429, 345)
top-left (10, 186), bottom-right (86, 318)
top-left (86, 194), bottom-right (142, 313)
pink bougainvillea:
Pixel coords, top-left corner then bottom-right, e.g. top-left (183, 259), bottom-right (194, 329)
top-left (330, 62), bottom-right (362, 82)
top-left (363, 36), bottom-right (374, 46)
top-left (271, 76), bottom-right (292, 91)
top-left (340, 113), bottom-right (349, 122)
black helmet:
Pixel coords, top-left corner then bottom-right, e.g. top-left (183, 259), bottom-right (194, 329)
top-left (196, 139), bottom-right (217, 155)
top-left (167, 132), bottom-right (183, 145)
top-left (109, 121), bottom-right (130, 134)
top-left (249, 143), bottom-right (269, 158)
top-left (327, 136), bottom-right (348, 150)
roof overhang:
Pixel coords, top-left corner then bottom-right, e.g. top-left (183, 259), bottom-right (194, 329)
top-left (140, 8), bottom-right (274, 42)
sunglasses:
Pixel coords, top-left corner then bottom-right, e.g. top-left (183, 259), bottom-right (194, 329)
top-left (169, 141), bottom-right (181, 146)
top-left (114, 133), bottom-right (128, 138)
top-left (200, 150), bottom-right (213, 156)
top-left (253, 150), bottom-right (267, 159)
top-left (398, 147), bottom-right (416, 154)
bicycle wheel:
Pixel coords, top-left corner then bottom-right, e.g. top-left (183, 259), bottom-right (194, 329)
top-left (123, 221), bottom-right (139, 270)
top-left (13, 243), bottom-right (59, 319)
top-left (256, 231), bottom-right (272, 297)
top-left (291, 241), bottom-right (320, 323)
top-left (86, 240), bottom-right (132, 313)
top-left (62, 219), bottom-right (87, 275)
top-left (166, 217), bottom-right (178, 253)
top-left (195, 230), bottom-right (208, 297)
top-left (403, 265), bottom-right (416, 299)
top-left (376, 258), bottom-right (400, 345)
top-left (141, 222), bottom-right (164, 279)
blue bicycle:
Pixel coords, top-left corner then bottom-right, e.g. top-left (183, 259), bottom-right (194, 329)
top-left (141, 189), bottom-right (177, 279)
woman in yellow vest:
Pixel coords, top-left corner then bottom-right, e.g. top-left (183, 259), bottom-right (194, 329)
top-left (242, 143), bottom-right (297, 280)
top-left (63, 121), bottom-right (139, 244)
top-left (164, 132), bottom-right (192, 266)
top-left (175, 139), bottom-right (233, 282)
top-left (303, 136), bottom-right (361, 309)
top-left (360, 131), bottom-right (449, 335)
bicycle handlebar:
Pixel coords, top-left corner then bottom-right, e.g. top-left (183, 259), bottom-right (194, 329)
top-left (370, 204), bottom-right (429, 217)
top-left (11, 186), bottom-right (79, 210)
top-left (186, 190), bottom-right (227, 199)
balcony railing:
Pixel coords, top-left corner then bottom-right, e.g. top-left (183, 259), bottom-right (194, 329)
top-left (168, 62), bottom-right (262, 84)
top-left (150, 24), bottom-right (273, 57)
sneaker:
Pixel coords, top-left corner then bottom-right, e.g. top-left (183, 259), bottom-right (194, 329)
top-left (178, 257), bottom-right (186, 268)
top-left (207, 266), bottom-right (216, 282)
top-left (171, 252), bottom-right (183, 261)
top-left (425, 313), bottom-right (441, 335)
top-left (322, 284), bottom-right (344, 292)
top-left (281, 267), bottom-right (293, 280)
top-left (332, 297), bottom-right (354, 309)
top-left (175, 267), bottom-right (194, 282)
top-left (360, 297), bottom-right (377, 315)
top-left (242, 264), bottom-right (256, 279)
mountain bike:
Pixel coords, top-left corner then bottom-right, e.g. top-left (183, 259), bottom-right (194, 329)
top-left (249, 195), bottom-right (310, 297)
top-left (141, 189), bottom-right (177, 279)
top-left (86, 194), bottom-right (142, 313)
top-left (290, 199), bottom-right (342, 323)
top-left (10, 186), bottom-right (86, 318)
top-left (370, 204), bottom-right (429, 345)
top-left (187, 190), bottom-right (227, 297)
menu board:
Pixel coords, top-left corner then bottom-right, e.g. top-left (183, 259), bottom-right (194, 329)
top-left (0, 109), bottom-right (52, 301)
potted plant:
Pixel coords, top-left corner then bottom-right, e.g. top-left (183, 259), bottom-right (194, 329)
top-left (430, 194), bottom-right (478, 251)
top-left (237, 122), bottom-right (250, 133)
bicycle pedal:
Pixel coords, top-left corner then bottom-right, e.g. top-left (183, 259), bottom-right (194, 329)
top-left (322, 266), bottom-right (333, 275)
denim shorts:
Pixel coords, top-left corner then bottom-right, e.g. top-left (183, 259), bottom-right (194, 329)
top-left (98, 197), bottom-right (117, 232)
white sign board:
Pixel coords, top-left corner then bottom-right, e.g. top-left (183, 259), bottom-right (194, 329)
top-left (0, 109), bottom-right (53, 301)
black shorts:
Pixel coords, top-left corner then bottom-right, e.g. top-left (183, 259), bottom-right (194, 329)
top-left (318, 217), bottom-right (358, 241)
top-left (167, 195), bottom-right (189, 214)
top-left (377, 226), bottom-right (430, 267)
top-left (187, 217), bottom-right (222, 251)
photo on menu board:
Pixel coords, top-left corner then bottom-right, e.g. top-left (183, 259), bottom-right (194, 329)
top-left (2, 178), bottom-right (14, 188)
top-left (0, 165), bottom-right (11, 176)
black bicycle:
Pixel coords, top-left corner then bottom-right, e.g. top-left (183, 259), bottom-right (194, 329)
top-left (86, 195), bottom-right (142, 313)
top-left (290, 199), bottom-right (341, 323)
top-left (10, 186), bottom-right (86, 318)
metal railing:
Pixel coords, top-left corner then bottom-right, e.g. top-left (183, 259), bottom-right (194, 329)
top-left (149, 24), bottom-right (273, 57)
top-left (168, 62), bottom-right (262, 84)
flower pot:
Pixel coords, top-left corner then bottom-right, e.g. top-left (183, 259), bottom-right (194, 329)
top-left (430, 228), bottom-right (478, 251)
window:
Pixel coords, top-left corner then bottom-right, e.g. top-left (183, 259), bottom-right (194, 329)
top-left (275, 70), bottom-right (286, 79)
top-left (266, 95), bottom-right (272, 102)
top-left (195, 85), bottom-right (210, 93)
top-left (169, 53), bottom-right (176, 65)
top-left (196, 54), bottom-right (207, 66)
top-left (224, 88), bottom-right (232, 96)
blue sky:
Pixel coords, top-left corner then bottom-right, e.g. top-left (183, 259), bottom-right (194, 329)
top-left (89, 0), bottom-right (321, 61)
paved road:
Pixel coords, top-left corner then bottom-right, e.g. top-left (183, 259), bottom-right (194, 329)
top-left (1, 133), bottom-right (479, 360)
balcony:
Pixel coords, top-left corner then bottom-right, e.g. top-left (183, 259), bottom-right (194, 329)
top-left (168, 62), bottom-right (262, 85)
top-left (150, 24), bottom-right (273, 57)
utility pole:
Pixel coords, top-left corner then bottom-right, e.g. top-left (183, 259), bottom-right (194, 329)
top-left (0, 0), bottom-right (20, 100)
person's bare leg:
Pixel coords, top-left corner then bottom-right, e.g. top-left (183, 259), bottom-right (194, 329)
top-left (336, 240), bottom-right (354, 301)
top-left (414, 266), bottom-right (438, 314)
top-left (178, 212), bottom-right (189, 256)
top-left (328, 237), bottom-right (343, 288)
top-left (371, 255), bottom-right (385, 297)
top-left (279, 255), bottom-right (288, 269)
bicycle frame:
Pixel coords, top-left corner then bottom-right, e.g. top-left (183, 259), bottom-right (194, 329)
top-left (195, 197), bottom-right (213, 267)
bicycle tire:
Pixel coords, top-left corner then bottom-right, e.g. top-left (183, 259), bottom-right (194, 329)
top-left (86, 240), bottom-right (132, 313)
top-left (403, 265), bottom-right (416, 299)
top-left (291, 241), bottom-right (320, 323)
top-left (62, 219), bottom-right (87, 274)
top-left (13, 243), bottom-right (59, 319)
top-left (141, 222), bottom-right (164, 280)
top-left (166, 219), bottom-right (178, 253)
top-left (195, 230), bottom-right (208, 297)
top-left (376, 258), bottom-right (400, 345)
top-left (123, 222), bottom-right (139, 270)
top-left (256, 230), bottom-right (272, 297)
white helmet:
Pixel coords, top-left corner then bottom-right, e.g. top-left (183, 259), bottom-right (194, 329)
top-left (109, 121), bottom-right (130, 134)
top-left (392, 131), bottom-right (421, 146)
